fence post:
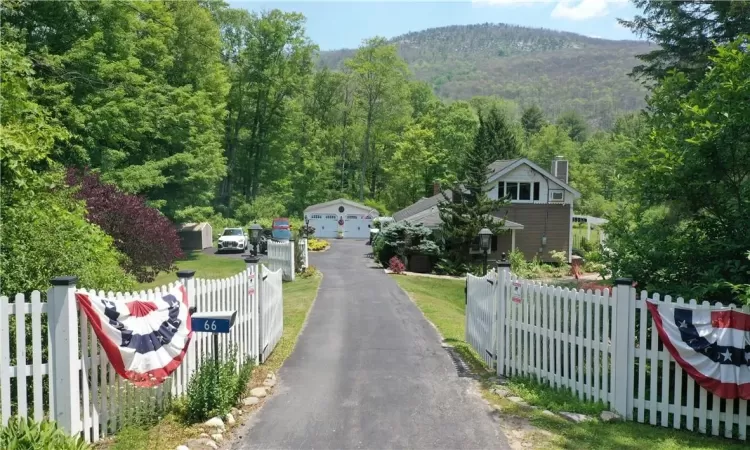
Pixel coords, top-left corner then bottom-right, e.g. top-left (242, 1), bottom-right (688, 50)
top-left (288, 238), bottom-right (296, 281)
top-left (612, 277), bottom-right (634, 418)
top-left (178, 270), bottom-right (196, 380)
top-left (48, 276), bottom-right (82, 437)
top-left (496, 260), bottom-right (511, 377)
top-left (245, 256), bottom-right (261, 365)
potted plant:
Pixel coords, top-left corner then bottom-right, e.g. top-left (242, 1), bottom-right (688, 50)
top-left (337, 229), bottom-right (344, 239)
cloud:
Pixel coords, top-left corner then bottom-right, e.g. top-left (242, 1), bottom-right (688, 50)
top-left (551, 0), bottom-right (612, 20)
top-left (473, 0), bottom-right (629, 20)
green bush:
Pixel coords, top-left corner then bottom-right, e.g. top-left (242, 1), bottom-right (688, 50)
top-left (299, 265), bottom-right (319, 278)
top-left (0, 178), bottom-right (135, 296)
top-left (0, 417), bottom-right (91, 450)
top-left (183, 349), bottom-right (254, 423)
top-left (373, 221), bottom-right (438, 267)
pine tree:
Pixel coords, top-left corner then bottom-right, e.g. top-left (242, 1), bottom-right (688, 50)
top-left (438, 116), bottom-right (510, 264)
top-left (521, 105), bottom-right (546, 136)
top-left (619, 1), bottom-right (750, 84)
top-left (478, 107), bottom-right (521, 161)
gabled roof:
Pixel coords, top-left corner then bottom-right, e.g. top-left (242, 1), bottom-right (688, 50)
top-left (486, 158), bottom-right (581, 198)
top-left (304, 198), bottom-right (380, 215)
top-left (392, 190), bottom-right (453, 222)
top-left (397, 206), bottom-right (524, 231)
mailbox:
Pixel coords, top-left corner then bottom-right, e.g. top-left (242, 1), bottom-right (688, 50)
top-left (192, 310), bottom-right (237, 334)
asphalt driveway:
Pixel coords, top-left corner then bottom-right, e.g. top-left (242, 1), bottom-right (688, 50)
top-left (233, 239), bottom-right (509, 450)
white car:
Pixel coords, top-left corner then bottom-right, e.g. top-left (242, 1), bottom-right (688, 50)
top-left (217, 228), bottom-right (248, 253)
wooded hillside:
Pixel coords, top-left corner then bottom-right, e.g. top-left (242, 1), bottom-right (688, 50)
top-left (318, 23), bottom-right (654, 129)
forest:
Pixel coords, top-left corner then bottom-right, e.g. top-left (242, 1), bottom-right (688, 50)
top-left (1, 0), bottom-right (749, 303)
top-left (317, 22), bottom-right (654, 129)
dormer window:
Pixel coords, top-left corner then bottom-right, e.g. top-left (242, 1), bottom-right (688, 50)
top-left (498, 181), bottom-right (541, 202)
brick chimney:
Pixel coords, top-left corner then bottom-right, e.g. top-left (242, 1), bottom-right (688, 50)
top-left (433, 181), bottom-right (441, 196)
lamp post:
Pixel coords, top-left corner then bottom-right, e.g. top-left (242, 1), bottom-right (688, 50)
top-left (248, 224), bottom-right (263, 256)
top-left (304, 217), bottom-right (311, 238)
top-left (478, 228), bottom-right (492, 275)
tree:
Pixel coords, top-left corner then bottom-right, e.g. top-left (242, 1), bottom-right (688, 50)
top-left (606, 37), bottom-right (750, 303)
top-left (475, 106), bottom-right (521, 162)
top-left (346, 37), bottom-right (411, 201)
top-left (618, 1), bottom-right (750, 84)
top-left (220, 9), bottom-right (316, 206)
top-left (521, 105), bottom-right (546, 136)
top-left (556, 110), bottom-right (589, 143)
top-left (66, 169), bottom-right (185, 283)
top-left (438, 118), bottom-right (510, 264)
top-left (0, 22), bottom-right (133, 294)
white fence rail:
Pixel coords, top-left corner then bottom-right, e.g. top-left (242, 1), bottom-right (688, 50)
top-left (267, 240), bottom-right (295, 281)
top-left (466, 272), bottom-right (498, 368)
top-left (259, 266), bottom-right (284, 363)
top-left (466, 267), bottom-right (750, 440)
top-left (0, 258), bottom-right (284, 443)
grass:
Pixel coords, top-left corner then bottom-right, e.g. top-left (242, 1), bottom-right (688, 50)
top-left (137, 250), bottom-right (246, 290)
top-left (98, 271), bottom-right (322, 450)
top-left (392, 274), bottom-right (745, 450)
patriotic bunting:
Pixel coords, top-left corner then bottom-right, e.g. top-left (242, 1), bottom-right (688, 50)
top-left (647, 300), bottom-right (750, 399)
top-left (75, 285), bottom-right (193, 387)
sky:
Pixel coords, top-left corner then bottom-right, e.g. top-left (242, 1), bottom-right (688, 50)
top-left (228, 0), bottom-right (642, 50)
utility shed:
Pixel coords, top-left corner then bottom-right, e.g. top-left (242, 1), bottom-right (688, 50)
top-left (178, 222), bottom-right (213, 250)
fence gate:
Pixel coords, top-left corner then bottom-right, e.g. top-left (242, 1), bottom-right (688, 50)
top-left (465, 270), bottom-right (499, 368)
top-left (259, 265), bottom-right (283, 363)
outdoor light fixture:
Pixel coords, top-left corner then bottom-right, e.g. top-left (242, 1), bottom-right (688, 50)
top-left (478, 228), bottom-right (492, 275)
top-left (249, 224), bottom-right (263, 256)
top-left (478, 228), bottom-right (492, 250)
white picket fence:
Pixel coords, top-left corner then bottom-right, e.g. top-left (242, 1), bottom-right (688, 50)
top-left (466, 268), bottom-right (750, 440)
top-left (259, 265), bottom-right (283, 363)
top-left (0, 259), bottom-right (284, 443)
top-left (267, 240), bottom-right (295, 281)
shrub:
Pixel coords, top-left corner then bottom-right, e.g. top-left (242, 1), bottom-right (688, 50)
top-left (66, 168), bottom-right (184, 283)
top-left (307, 238), bottom-right (329, 252)
top-left (388, 256), bottom-right (406, 274)
top-left (0, 417), bottom-right (91, 450)
top-left (434, 258), bottom-right (470, 276)
top-left (374, 221), bottom-right (438, 267)
top-left (0, 176), bottom-right (135, 296)
top-left (183, 348), bottom-right (254, 423)
top-left (299, 265), bottom-right (319, 278)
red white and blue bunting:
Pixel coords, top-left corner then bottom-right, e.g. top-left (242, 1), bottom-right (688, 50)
top-left (76, 285), bottom-right (193, 387)
top-left (647, 300), bottom-right (750, 399)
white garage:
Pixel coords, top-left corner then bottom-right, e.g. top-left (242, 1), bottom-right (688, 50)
top-left (304, 199), bottom-right (379, 239)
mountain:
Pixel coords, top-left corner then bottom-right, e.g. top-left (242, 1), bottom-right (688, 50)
top-left (318, 23), bottom-right (655, 129)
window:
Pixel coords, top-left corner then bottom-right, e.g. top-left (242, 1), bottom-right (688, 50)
top-left (346, 215), bottom-right (358, 219)
top-left (325, 214), bottom-right (337, 219)
top-left (499, 181), bottom-right (534, 202)
top-left (507, 182), bottom-right (518, 200)
top-left (519, 183), bottom-right (531, 201)
top-left (310, 214), bottom-right (322, 219)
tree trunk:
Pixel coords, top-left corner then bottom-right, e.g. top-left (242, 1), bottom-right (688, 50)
top-left (361, 106), bottom-right (374, 202)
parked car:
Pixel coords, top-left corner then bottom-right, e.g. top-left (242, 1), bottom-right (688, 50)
top-left (271, 217), bottom-right (292, 241)
top-left (217, 227), bottom-right (248, 253)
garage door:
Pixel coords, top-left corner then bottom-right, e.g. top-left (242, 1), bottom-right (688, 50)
top-left (308, 214), bottom-right (338, 238)
top-left (343, 214), bottom-right (372, 239)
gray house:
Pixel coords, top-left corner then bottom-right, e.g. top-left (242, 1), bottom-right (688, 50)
top-left (392, 157), bottom-right (581, 263)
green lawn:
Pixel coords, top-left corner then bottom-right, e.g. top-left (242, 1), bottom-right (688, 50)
top-left (137, 251), bottom-right (246, 290)
top-left (392, 275), bottom-right (744, 450)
